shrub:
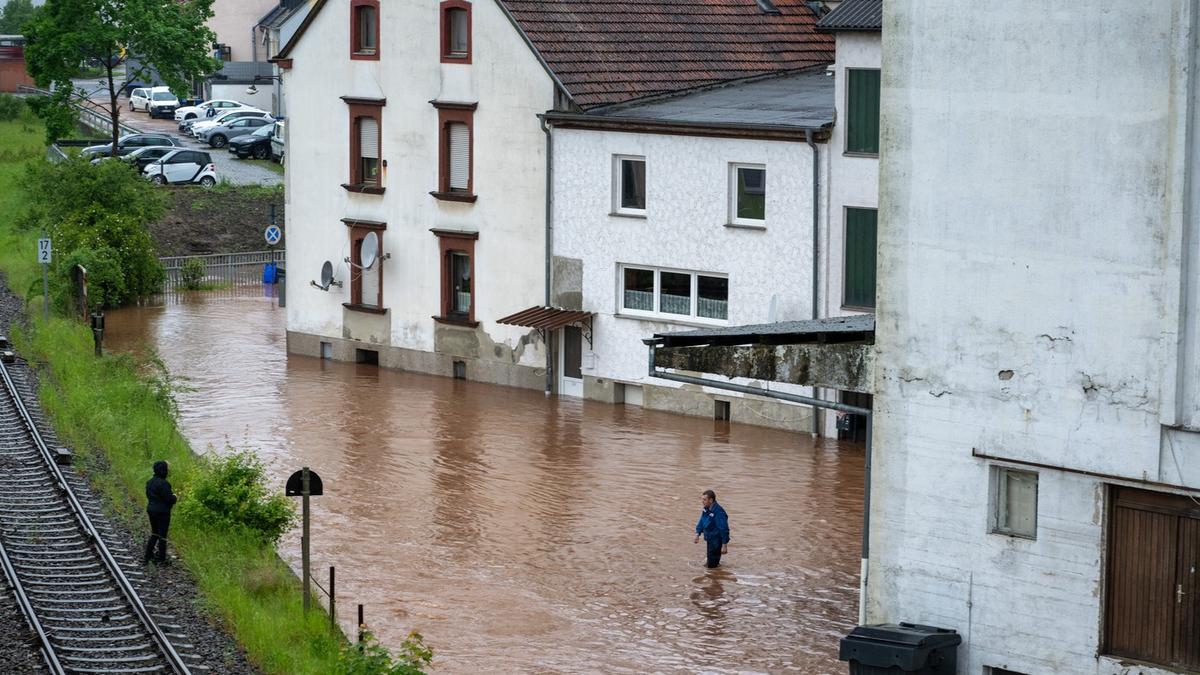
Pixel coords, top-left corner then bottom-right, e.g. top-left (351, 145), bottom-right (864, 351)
top-left (337, 630), bottom-right (432, 675)
top-left (0, 94), bottom-right (26, 121)
top-left (180, 257), bottom-right (206, 290)
top-left (177, 449), bottom-right (296, 544)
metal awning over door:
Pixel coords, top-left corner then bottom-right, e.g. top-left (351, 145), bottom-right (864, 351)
top-left (497, 306), bottom-right (594, 346)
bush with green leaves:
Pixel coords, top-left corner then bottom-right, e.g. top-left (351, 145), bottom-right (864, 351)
top-left (177, 449), bottom-right (296, 544)
top-left (180, 257), bottom-right (206, 290)
top-left (337, 630), bottom-right (432, 675)
top-left (22, 157), bottom-right (166, 307)
top-left (0, 94), bottom-right (27, 122)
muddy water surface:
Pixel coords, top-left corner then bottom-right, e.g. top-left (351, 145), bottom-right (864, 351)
top-left (107, 288), bottom-right (864, 673)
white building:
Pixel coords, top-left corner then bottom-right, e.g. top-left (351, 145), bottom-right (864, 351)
top-left (208, 0), bottom-right (277, 62)
top-left (870, 2), bottom-right (1200, 674)
top-left (274, 0), bottom-right (834, 389)
top-left (546, 72), bottom-right (834, 431)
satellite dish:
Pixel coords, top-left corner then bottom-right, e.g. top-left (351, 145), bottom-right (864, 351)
top-left (360, 232), bottom-right (379, 269)
top-left (320, 261), bottom-right (334, 288)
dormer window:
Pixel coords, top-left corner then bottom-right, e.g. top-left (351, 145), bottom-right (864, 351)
top-left (351, 0), bottom-right (379, 60)
top-left (440, 0), bottom-right (472, 64)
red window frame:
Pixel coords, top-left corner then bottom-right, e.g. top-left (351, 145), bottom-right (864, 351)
top-left (344, 219), bottom-right (387, 313)
top-left (350, 0), bottom-right (380, 61)
top-left (432, 229), bottom-right (478, 325)
top-left (440, 0), bottom-right (472, 64)
top-left (431, 101), bottom-right (476, 202)
top-left (342, 97), bottom-right (385, 194)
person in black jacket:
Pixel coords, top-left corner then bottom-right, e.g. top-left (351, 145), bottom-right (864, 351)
top-left (144, 460), bottom-right (178, 564)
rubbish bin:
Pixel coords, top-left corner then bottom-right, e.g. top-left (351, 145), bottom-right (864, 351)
top-left (839, 623), bottom-right (961, 675)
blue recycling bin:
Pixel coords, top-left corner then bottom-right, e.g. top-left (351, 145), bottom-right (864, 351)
top-left (263, 262), bottom-right (277, 284)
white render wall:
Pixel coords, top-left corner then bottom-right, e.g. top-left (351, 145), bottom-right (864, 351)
top-left (208, 0), bottom-right (275, 62)
top-left (283, 0), bottom-right (554, 368)
top-left (553, 127), bottom-right (821, 400)
top-left (872, 2), bottom-right (1199, 674)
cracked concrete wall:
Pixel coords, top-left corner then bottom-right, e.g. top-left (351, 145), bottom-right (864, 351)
top-left (655, 343), bottom-right (874, 393)
top-left (871, 3), bottom-right (1200, 674)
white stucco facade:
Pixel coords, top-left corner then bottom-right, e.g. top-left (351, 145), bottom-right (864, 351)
top-left (282, 0), bottom-right (555, 386)
top-left (871, 2), bottom-right (1200, 674)
top-left (209, 0), bottom-right (276, 62)
top-left (551, 126), bottom-right (825, 429)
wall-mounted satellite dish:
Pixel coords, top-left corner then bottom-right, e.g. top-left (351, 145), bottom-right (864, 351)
top-left (360, 231), bottom-right (379, 269)
top-left (310, 260), bottom-right (342, 291)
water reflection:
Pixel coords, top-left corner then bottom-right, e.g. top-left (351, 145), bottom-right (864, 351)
top-left (106, 288), bottom-right (864, 673)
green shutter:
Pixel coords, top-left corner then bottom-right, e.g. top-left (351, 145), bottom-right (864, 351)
top-left (847, 69), bottom-right (881, 154)
top-left (844, 208), bottom-right (877, 309)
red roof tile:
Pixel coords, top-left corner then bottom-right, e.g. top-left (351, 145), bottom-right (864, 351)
top-left (500, 0), bottom-right (834, 109)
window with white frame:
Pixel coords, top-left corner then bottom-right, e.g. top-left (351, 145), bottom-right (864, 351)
top-left (989, 467), bottom-right (1038, 539)
top-left (619, 265), bottom-right (728, 322)
top-left (612, 155), bottom-right (646, 215)
top-left (729, 163), bottom-right (766, 225)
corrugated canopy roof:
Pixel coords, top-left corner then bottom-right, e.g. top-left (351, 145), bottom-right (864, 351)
top-left (816, 0), bottom-right (882, 31)
top-left (498, 306), bottom-right (594, 331)
top-left (650, 314), bottom-right (874, 347)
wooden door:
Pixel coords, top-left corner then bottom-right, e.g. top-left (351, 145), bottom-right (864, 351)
top-left (1178, 516), bottom-right (1200, 669)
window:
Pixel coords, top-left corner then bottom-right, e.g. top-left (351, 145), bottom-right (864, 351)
top-left (432, 102), bottom-right (476, 201)
top-left (1105, 487), bottom-right (1200, 670)
top-left (730, 163), bottom-right (766, 225)
top-left (440, 0), bottom-right (472, 63)
top-left (342, 98), bottom-right (385, 193)
top-left (843, 207), bottom-right (878, 309)
top-left (433, 229), bottom-right (478, 324)
top-left (619, 266), bottom-right (728, 322)
top-left (989, 467), bottom-right (1037, 539)
top-left (344, 221), bottom-right (386, 312)
top-left (846, 68), bottom-right (880, 155)
top-left (612, 155), bottom-right (646, 216)
top-left (350, 0), bottom-right (379, 60)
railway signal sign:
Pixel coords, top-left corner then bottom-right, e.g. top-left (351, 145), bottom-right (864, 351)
top-left (286, 467), bottom-right (322, 613)
top-left (37, 238), bottom-right (50, 321)
top-left (37, 238), bottom-right (51, 264)
top-left (264, 225), bottom-right (282, 246)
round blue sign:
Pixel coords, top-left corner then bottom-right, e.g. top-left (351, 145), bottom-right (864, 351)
top-left (264, 225), bottom-right (282, 246)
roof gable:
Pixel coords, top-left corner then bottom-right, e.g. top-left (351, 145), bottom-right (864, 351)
top-left (816, 0), bottom-right (881, 32)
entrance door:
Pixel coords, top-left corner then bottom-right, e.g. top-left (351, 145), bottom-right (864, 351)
top-left (558, 326), bottom-right (583, 398)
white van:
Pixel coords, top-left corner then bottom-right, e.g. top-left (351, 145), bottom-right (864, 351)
top-left (146, 86), bottom-right (180, 119)
top-left (270, 119), bottom-right (285, 162)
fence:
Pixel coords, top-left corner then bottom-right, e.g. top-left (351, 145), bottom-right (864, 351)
top-left (159, 250), bottom-right (285, 291)
top-left (18, 84), bottom-right (140, 138)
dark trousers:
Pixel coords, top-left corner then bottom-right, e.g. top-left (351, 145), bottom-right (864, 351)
top-left (144, 510), bottom-right (171, 562)
top-left (705, 538), bottom-right (723, 569)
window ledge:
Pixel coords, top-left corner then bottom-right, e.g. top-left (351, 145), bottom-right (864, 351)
top-left (843, 151), bottom-right (879, 159)
top-left (609, 211), bottom-right (647, 220)
top-left (840, 305), bottom-right (876, 313)
top-left (343, 303), bottom-right (388, 315)
top-left (613, 312), bottom-right (728, 329)
top-left (342, 183), bottom-right (386, 195)
top-left (430, 190), bottom-right (477, 203)
top-left (432, 315), bottom-right (478, 328)
top-left (725, 222), bottom-right (766, 231)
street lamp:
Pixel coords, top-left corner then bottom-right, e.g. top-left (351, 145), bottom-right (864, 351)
top-left (245, 74), bottom-right (282, 97)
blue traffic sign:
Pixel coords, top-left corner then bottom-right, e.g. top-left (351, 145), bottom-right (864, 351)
top-left (264, 225), bottom-right (283, 246)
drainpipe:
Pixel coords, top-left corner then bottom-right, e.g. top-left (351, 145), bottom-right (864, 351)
top-left (541, 116), bottom-right (554, 396)
top-left (806, 129), bottom-right (822, 436)
top-left (644, 339), bottom-right (872, 625)
top-left (251, 27), bottom-right (258, 62)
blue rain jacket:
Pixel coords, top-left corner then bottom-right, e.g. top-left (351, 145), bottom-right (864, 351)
top-left (695, 501), bottom-right (730, 545)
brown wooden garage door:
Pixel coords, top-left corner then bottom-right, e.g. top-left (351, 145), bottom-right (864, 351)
top-left (1105, 486), bottom-right (1200, 670)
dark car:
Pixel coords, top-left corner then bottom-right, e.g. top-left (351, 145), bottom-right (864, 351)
top-left (122, 145), bottom-right (179, 171)
top-left (80, 133), bottom-right (183, 158)
top-left (228, 125), bottom-right (275, 159)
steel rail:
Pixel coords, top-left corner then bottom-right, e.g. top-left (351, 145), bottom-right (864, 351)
top-left (0, 535), bottom-right (66, 674)
top-left (0, 359), bottom-right (191, 675)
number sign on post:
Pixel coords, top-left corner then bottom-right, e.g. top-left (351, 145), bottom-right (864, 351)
top-left (37, 238), bottom-right (51, 264)
top-left (37, 238), bottom-right (50, 321)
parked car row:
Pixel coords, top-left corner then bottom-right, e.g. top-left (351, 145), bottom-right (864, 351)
top-left (82, 135), bottom-right (217, 188)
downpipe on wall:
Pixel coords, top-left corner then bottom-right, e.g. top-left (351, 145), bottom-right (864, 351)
top-left (643, 340), bottom-right (873, 625)
top-left (806, 129), bottom-right (822, 437)
top-left (541, 117), bottom-right (554, 396)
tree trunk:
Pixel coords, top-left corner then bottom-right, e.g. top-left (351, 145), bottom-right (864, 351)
top-left (106, 53), bottom-right (119, 157)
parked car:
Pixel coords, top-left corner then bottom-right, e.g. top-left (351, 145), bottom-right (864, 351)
top-left (174, 99), bottom-right (253, 123)
top-left (143, 149), bottom-right (217, 187)
top-left (270, 120), bottom-right (285, 161)
top-left (201, 116), bottom-right (272, 148)
top-left (228, 125), bottom-right (275, 159)
top-left (80, 133), bottom-right (183, 158)
top-left (187, 109), bottom-right (269, 137)
top-left (146, 87), bottom-right (180, 119)
top-left (128, 87), bottom-right (151, 112)
top-left (90, 145), bottom-right (177, 171)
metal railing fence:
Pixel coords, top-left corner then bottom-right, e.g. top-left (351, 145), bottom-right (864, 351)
top-left (159, 250), bottom-right (285, 291)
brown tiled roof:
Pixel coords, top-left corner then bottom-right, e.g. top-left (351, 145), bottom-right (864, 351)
top-left (499, 0), bottom-right (835, 109)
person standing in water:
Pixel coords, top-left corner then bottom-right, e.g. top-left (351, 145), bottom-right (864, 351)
top-left (144, 460), bottom-right (177, 565)
top-left (694, 489), bottom-right (730, 568)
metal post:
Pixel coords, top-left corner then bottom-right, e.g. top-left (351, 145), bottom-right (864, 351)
top-left (42, 263), bottom-right (49, 322)
top-left (301, 466), bottom-right (311, 613)
top-left (357, 604), bottom-right (364, 643)
top-left (90, 313), bottom-right (104, 357)
top-left (329, 566), bottom-right (336, 631)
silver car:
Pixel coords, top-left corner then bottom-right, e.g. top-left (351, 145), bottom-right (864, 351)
top-left (199, 116), bottom-right (273, 148)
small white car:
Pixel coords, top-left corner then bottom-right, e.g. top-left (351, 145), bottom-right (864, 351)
top-left (146, 87), bottom-right (180, 119)
top-left (270, 120), bottom-right (285, 161)
top-left (174, 99), bottom-right (252, 123)
top-left (129, 87), bottom-right (151, 112)
top-left (143, 149), bottom-right (217, 188)
top-left (188, 109), bottom-right (269, 138)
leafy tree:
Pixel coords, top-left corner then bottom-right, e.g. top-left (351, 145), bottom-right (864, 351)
top-left (23, 0), bottom-right (219, 150)
top-left (0, 0), bottom-right (37, 35)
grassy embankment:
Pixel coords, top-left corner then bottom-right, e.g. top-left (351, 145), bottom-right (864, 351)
top-left (0, 115), bottom-right (346, 673)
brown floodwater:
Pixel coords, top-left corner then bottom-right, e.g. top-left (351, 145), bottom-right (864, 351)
top-left (105, 287), bottom-right (865, 673)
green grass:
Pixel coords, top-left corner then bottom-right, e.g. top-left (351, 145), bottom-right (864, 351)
top-left (0, 117), bottom-right (351, 674)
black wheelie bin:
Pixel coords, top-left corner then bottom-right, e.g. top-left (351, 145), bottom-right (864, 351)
top-left (839, 623), bottom-right (962, 674)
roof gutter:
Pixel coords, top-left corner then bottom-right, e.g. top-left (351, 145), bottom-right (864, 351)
top-left (542, 112), bottom-right (832, 142)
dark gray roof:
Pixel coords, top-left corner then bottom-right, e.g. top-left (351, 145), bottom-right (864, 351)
top-left (650, 314), bottom-right (874, 347)
top-left (257, 0), bottom-right (307, 31)
top-left (590, 70), bottom-right (833, 129)
top-left (816, 0), bottom-right (881, 31)
top-left (209, 61), bottom-right (274, 85)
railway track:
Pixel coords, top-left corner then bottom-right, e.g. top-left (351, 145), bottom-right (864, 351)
top-left (0, 353), bottom-right (202, 674)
